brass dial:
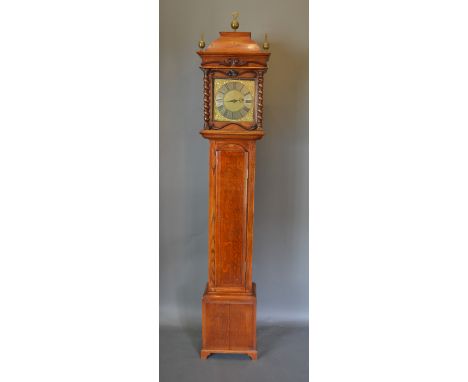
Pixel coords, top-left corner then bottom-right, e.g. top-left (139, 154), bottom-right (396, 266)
top-left (213, 79), bottom-right (255, 122)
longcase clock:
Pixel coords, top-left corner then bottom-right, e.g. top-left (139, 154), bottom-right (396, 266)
top-left (197, 15), bottom-right (270, 360)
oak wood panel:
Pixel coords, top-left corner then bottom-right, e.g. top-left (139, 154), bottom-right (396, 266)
top-left (214, 145), bottom-right (248, 288)
top-left (206, 138), bottom-right (258, 294)
top-left (203, 303), bottom-right (229, 350)
top-left (229, 303), bottom-right (255, 350)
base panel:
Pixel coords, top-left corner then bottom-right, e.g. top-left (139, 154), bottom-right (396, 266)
top-left (201, 283), bottom-right (257, 360)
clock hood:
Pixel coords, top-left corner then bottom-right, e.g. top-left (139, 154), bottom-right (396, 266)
top-left (202, 32), bottom-right (262, 54)
top-left (197, 32), bottom-right (270, 67)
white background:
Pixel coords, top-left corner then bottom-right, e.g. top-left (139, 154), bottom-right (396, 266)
top-left (310, 0), bottom-right (468, 381)
top-left (1, 0), bottom-right (468, 381)
top-left (0, 0), bottom-right (158, 381)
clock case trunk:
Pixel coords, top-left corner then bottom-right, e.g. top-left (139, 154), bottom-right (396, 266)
top-left (197, 32), bottom-right (270, 360)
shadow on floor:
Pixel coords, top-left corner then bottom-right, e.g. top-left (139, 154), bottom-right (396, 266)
top-left (160, 324), bottom-right (308, 382)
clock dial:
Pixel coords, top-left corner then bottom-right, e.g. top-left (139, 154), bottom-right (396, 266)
top-left (213, 79), bottom-right (255, 122)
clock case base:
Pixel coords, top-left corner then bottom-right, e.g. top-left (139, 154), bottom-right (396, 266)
top-left (201, 283), bottom-right (257, 360)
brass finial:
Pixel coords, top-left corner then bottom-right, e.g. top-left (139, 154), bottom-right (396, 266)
top-left (198, 33), bottom-right (205, 49)
top-left (231, 12), bottom-right (239, 31)
top-left (263, 33), bottom-right (270, 50)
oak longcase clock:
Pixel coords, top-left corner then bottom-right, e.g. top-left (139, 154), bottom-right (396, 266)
top-left (197, 15), bottom-right (270, 360)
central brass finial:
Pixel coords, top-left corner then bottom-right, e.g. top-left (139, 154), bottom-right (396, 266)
top-left (231, 12), bottom-right (239, 31)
